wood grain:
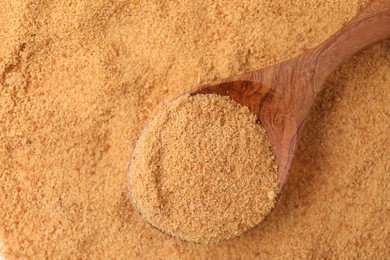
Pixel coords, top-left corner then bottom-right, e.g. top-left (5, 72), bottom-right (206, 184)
top-left (192, 0), bottom-right (390, 189)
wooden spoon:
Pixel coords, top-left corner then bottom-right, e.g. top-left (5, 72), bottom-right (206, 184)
top-left (128, 0), bottom-right (390, 243)
top-left (191, 0), bottom-right (390, 189)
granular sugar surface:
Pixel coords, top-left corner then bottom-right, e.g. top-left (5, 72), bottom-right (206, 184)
top-left (129, 94), bottom-right (278, 243)
top-left (0, 0), bottom-right (389, 259)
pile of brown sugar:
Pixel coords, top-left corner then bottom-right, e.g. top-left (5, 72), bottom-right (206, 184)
top-left (1, 0), bottom-right (389, 259)
top-left (129, 94), bottom-right (278, 243)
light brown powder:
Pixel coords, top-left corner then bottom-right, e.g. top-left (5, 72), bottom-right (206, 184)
top-left (129, 94), bottom-right (278, 243)
top-left (0, 0), bottom-right (389, 259)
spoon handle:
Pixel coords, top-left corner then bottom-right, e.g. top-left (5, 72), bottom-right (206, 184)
top-left (313, 0), bottom-right (390, 86)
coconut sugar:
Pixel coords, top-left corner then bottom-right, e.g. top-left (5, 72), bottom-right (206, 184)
top-left (129, 94), bottom-right (278, 243)
top-left (0, 0), bottom-right (389, 259)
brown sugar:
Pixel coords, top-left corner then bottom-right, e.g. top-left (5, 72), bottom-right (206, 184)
top-left (129, 94), bottom-right (278, 243)
top-left (0, 0), bottom-right (389, 259)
